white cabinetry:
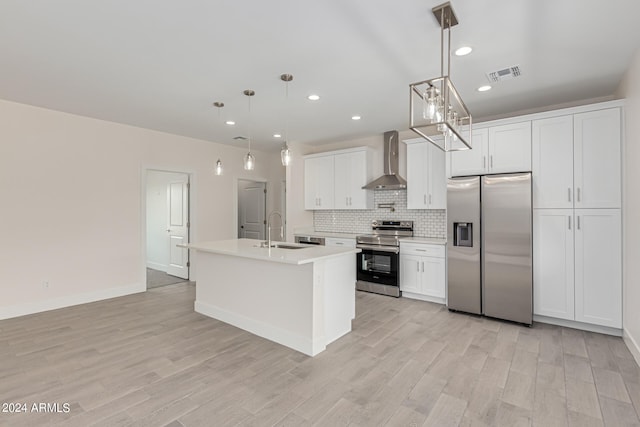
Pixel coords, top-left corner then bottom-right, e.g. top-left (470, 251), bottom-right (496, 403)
top-left (333, 150), bottom-right (373, 209)
top-left (400, 242), bottom-right (446, 303)
top-left (405, 139), bottom-right (446, 209)
top-left (574, 209), bottom-right (622, 328)
top-left (304, 155), bottom-right (334, 210)
top-left (533, 209), bottom-right (575, 320)
top-left (532, 105), bottom-right (622, 331)
top-left (450, 121), bottom-right (531, 176)
top-left (532, 108), bottom-right (621, 209)
top-left (304, 148), bottom-right (373, 210)
top-left (533, 209), bottom-right (622, 329)
top-left (325, 237), bottom-right (356, 248)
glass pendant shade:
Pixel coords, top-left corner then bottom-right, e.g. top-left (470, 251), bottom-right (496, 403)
top-left (281, 144), bottom-right (291, 166)
top-left (215, 158), bottom-right (223, 175)
top-left (243, 151), bottom-right (255, 170)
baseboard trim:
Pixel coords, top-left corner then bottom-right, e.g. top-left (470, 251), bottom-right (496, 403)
top-left (0, 283), bottom-right (145, 321)
top-left (534, 314), bottom-right (623, 336)
top-left (146, 262), bottom-right (167, 271)
top-left (623, 329), bottom-right (640, 367)
top-left (402, 291), bottom-right (446, 305)
top-left (195, 300), bottom-right (323, 356)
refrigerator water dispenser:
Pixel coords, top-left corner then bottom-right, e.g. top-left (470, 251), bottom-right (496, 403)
top-left (454, 222), bottom-right (473, 247)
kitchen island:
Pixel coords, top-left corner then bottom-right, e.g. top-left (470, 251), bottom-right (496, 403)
top-left (182, 238), bottom-right (360, 356)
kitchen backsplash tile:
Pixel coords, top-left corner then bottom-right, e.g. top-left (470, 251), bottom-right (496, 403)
top-left (313, 190), bottom-right (446, 238)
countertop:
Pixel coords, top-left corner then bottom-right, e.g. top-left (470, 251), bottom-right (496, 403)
top-left (399, 237), bottom-right (447, 245)
top-left (293, 230), bottom-right (360, 239)
top-left (181, 238), bottom-right (360, 265)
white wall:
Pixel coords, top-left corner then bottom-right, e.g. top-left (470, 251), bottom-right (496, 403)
top-left (617, 48), bottom-right (640, 364)
top-left (146, 170), bottom-right (187, 271)
top-left (0, 99), bottom-right (284, 319)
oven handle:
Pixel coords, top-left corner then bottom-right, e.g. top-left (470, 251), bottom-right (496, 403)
top-left (356, 244), bottom-right (400, 254)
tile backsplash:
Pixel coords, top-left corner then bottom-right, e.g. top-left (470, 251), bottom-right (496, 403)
top-left (313, 190), bottom-right (446, 238)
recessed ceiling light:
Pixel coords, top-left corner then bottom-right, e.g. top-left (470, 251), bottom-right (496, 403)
top-left (308, 94), bottom-right (320, 101)
top-left (477, 85), bottom-right (492, 92)
top-left (225, 120), bottom-right (235, 125)
top-left (273, 134), bottom-right (281, 138)
top-left (455, 46), bottom-right (472, 56)
top-left (352, 115), bottom-right (361, 121)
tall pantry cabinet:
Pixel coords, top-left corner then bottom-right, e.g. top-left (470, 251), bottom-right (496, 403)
top-left (532, 106), bottom-right (622, 329)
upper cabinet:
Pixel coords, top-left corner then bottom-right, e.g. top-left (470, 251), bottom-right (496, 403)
top-left (304, 147), bottom-right (373, 210)
top-left (450, 121), bottom-right (532, 176)
top-left (532, 107), bottom-right (621, 209)
top-left (304, 154), bottom-right (334, 210)
top-left (405, 139), bottom-right (446, 210)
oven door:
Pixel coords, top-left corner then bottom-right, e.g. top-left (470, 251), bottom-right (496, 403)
top-left (356, 245), bottom-right (399, 287)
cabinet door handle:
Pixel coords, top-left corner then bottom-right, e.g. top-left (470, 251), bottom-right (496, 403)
top-left (424, 194), bottom-right (427, 205)
top-left (415, 249), bottom-right (426, 252)
top-left (577, 188), bottom-right (581, 202)
top-left (577, 216), bottom-right (581, 230)
top-left (429, 194), bottom-right (432, 204)
top-left (349, 197), bottom-right (352, 206)
top-left (417, 262), bottom-right (420, 272)
top-left (568, 188), bottom-right (571, 202)
top-left (568, 216), bottom-right (571, 230)
top-left (490, 155), bottom-right (494, 169)
top-left (421, 262), bottom-right (424, 272)
top-left (483, 156), bottom-right (487, 169)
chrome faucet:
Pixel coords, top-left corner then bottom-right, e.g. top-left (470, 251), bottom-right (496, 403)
top-left (267, 211), bottom-right (284, 248)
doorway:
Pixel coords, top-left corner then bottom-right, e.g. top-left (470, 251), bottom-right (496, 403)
top-left (146, 170), bottom-right (190, 288)
top-left (238, 179), bottom-right (266, 239)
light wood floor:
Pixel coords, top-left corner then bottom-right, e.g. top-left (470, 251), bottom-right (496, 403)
top-left (1, 283), bottom-right (639, 427)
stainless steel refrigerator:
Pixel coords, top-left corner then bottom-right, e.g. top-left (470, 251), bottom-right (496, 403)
top-left (447, 173), bottom-right (532, 325)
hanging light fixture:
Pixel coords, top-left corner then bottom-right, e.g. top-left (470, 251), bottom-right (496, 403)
top-left (243, 89), bottom-right (256, 170)
top-left (215, 158), bottom-right (223, 175)
top-left (409, 1), bottom-right (472, 151)
top-left (212, 101), bottom-right (225, 175)
top-left (280, 73), bottom-right (293, 166)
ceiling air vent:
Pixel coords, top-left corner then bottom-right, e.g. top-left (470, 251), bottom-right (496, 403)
top-left (486, 65), bottom-right (521, 82)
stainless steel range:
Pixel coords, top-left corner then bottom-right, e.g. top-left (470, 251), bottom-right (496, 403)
top-left (356, 220), bottom-right (413, 297)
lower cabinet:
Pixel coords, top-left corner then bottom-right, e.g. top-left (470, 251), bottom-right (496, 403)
top-left (400, 242), bottom-right (446, 304)
top-left (533, 208), bottom-right (621, 329)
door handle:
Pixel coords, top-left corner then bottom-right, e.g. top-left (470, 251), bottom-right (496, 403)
top-left (568, 188), bottom-right (571, 202)
top-left (568, 216), bottom-right (571, 230)
top-left (166, 229), bottom-right (171, 232)
top-left (483, 156), bottom-right (486, 169)
top-left (490, 155), bottom-right (493, 169)
top-left (577, 188), bottom-right (581, 202)
top-left (577, 216), bottom-right (581, 230)
top-left (421, 262), bottom-right (424, 273)
top-left (429, 194), bottom-right (432, 204)
top-left (240, 225), bottom-right (244, 229)
top-left (416, 262), bottom-right (419, 272)
top-left (424, 194), bottom-right (427, 205)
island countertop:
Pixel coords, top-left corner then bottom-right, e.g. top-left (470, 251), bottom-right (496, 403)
top-left (181, 238), bottom-right (360, 265)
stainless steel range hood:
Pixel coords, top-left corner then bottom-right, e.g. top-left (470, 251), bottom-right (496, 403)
top-left (362, 130), bottom-right (407, 190)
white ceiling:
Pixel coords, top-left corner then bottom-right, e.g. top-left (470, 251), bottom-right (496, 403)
top-left (1, 0), bottom-right (639, 152)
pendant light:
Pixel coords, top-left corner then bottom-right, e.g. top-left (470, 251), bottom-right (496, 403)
top-left (280, 74), bottom-right (293, 166)
top-left (243, 89), bottom-right (255, 170)
top-left (212, 101), bottom-right (225, 175)
top-left (409, 1), bottom-right (472, 151)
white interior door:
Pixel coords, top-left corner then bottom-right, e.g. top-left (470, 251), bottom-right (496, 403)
top-left (238, 180), bottom-right (266, 239)
top-left (166, 176), bottom-right (189, 279)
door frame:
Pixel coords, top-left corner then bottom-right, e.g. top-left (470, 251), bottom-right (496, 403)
top-left (141, 167), bottom-right (195, 290)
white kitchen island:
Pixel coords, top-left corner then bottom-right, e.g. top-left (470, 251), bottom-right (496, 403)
top-left (183, 238), bottom-right (360, 356)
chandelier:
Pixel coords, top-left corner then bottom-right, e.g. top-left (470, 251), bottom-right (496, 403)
top-left (409, 1), bottom-right (472, 151)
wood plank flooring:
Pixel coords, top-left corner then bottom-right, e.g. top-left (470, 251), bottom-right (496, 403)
top-left (1, 283), bottom-right (639, 426)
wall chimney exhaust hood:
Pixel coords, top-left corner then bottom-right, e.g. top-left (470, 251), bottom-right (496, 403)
top-left (362, 130), bottom-right (407, 190)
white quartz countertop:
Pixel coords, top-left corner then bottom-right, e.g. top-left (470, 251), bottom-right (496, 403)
top-left (181, 238), bottom-right (360, 265)
top-left (293, 230), bottom-right (360, 239)
top-left (399, 237), bottom-right (447, 245)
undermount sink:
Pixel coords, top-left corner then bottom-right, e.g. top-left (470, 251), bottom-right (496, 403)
top-left (253, 242), bottom-right (308, 250)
